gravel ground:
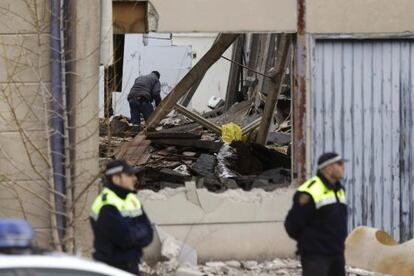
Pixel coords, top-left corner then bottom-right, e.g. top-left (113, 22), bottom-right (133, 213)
top-left (141, 258), bottom-right (385, 276)
top-left (199, 259), bottom-right (301, 276)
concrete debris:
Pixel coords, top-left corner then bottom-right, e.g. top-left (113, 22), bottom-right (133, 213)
top-left (225, 261), bottom-right (242, 269)
top-left (192, 154), bottom-right (217, 178)
top-left (99, 115), bottom-right (140, 137)
top-left (140, 256), bottom-right (384, 276)
top-left (242, 260), bottom-right (259, 270)
top-left (159, 112), bottom-right (193, 128)
top-left (194, 259), bottom-right (386, 276)
top-left (139, 227), bottom-right (200, 276)
top-left (100, 98), bottom-right (292, 193)
top-left (207, 96), bottom-right (225, 110)
top-left (99, 136), bottom-right (132, 158)
top-left (267, 132), bottom-right (290, 146)
top-left (174, 165), bottom-right (191, 176)
top-left (173, 266), bottom-right (205, 276)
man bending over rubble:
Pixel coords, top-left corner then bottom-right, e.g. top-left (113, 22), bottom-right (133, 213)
top-left (285, 152), bottom-right (348, 276)
top-left (127, 71), bottom-right (161, 127)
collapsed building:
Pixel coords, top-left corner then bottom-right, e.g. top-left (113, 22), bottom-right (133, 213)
top-left (2, 0), bottom-right (414, 274)
top-left (101, 33), bottom-right (293, 193)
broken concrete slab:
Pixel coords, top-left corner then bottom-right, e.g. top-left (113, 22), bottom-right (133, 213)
top-left (173, 266), bottom-right (204, 276)
top-left (258, 168), bottom-right (291, 185)
top-left (267, 132), bottom-right (291, 146)
top-left (156, 226), bottom-right (198, 267)
top-left (191, 154), bottom-right (216, 177)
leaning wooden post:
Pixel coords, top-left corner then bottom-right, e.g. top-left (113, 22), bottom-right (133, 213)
top-left (256, 34), bottom-right (292, 145)
top-left (144, 33), bottom-right (240, 131)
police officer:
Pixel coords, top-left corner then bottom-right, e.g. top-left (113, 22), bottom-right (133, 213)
top-left (285, 152), bottom-right (347, 276)
top-left (90, 160), bottom-right (153, 275)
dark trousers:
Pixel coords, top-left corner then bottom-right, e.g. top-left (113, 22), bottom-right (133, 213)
top-left (129, 100), bottom-right (154, 125)
top-left (112, 261), bottom-right (140, 275)
top-left (301, 254), bottom-right (345, 276)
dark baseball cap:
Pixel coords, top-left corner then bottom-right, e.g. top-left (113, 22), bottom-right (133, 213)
top-left (105, 160), bottom-right (145, 176)
top-left (317, 152), bottom-right (347, 170)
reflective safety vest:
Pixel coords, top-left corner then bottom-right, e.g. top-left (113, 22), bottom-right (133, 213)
top-left (297, 176), bottom-right (346, 209)
top-left (90, 187), bottom-right (143, 221)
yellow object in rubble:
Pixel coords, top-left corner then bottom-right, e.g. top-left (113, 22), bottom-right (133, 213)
top-left (221, 122), bottom-right (245, 144)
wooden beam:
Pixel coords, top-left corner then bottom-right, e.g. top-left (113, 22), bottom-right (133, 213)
top-left (174, 104), bottom-right (222, 134)
top-left (256, 34), bottom-right (292, 145)
top-left (241, 117), bottom-right (262, 135)
top-left (180, 77), bottom-right (203, 107)
top-left (225, 35), bottom-right (244, 111)
top-left (144, 33), bottom-right (239, 131)
top-left (151, 139), bottom-right (223, 153)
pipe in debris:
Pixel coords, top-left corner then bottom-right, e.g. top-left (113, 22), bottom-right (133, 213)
top-left (50, 0), bottom-right (66, 243)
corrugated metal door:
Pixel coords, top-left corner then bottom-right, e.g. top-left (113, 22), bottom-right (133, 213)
top-left (310, 39), bottom-right (414, 241)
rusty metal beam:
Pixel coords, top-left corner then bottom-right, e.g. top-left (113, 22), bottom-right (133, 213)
top-left (144, 33), bottom-right (239, 131)
top-left (293, 0), bottom-right (307, 184)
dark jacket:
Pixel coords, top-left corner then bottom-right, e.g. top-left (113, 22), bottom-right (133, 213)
top-left (90, 181), bottom-right (153, 265)
top-left (284, 172), bottom-right (348, 256)
top-left (127, 73), bottom-right (161, 106)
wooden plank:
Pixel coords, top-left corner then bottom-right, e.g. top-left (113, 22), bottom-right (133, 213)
top-left (225, 35), bottom-right (244, 111)
top-left (146, 131), bottom-right (202, 140)
top-left (145, 33), bottom-right (239, 131)
top-left (256, 35), bottom-right (292, 145)
top-left (151, 139), bottom-right (223, 153)
top-left (115, 135), bottom-right (146, 159)
top-left (241, 117), bottom-right (261, 135)
top-left (174, 104), bottom-right (222, 134)
top-left (126, 139), bottom-right (151, 165)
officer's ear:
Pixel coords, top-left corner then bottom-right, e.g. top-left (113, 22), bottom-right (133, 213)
top-left (111, 174), bottom-right (121, 185)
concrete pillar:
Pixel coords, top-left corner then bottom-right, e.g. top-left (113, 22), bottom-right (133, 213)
top-left (67, 0), bottom-right (101, 253)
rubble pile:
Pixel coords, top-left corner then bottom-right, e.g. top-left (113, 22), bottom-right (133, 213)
top-left (98, 33), bottom-right (297, 193)
top-left (100, 100), bottom-right (292, 193)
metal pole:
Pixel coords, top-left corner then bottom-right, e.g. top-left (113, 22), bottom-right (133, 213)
top-left (50, 0), bottom-right (66, 243)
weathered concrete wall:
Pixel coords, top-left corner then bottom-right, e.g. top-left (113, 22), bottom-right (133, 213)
top-left (0, 0), bottom-right (52, 246)
top-left (0, 0), bottom-right (100, 251)
top-left (150, 0), bottom-right (297, 33)
top-left (67, 0), bottom-right (101, 252)
top-left (139, 188), bottom-right (296, 261)
top-left (307, 0), bottom-right (414, 34)
top-left (151, 0), bottom-right (414, 34)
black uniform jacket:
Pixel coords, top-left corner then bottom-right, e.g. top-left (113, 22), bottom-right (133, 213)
top-left (285, 172), bottom-right (348, 256)
top-left (90, 181), bottom-right (154, 265)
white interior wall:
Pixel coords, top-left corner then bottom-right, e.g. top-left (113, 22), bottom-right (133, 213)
top-left (113, 33), bottom-right (192, 117)
top-left (172, 33), bottom-right (233, 112)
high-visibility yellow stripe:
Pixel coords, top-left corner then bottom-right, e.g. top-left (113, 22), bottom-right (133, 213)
top-left (297, 176), bottom-right (346, 209)
top-left (91, 187), bottom-right (143, 220)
